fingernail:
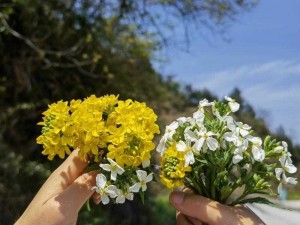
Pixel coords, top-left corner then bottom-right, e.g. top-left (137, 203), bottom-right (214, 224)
top-left (170, 191), bottom-right (184, 207)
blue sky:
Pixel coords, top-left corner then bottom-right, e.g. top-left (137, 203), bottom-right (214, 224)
top-left (154, 0), bottom-right (300, 144)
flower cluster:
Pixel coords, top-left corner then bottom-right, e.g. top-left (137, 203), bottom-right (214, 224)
top-left (37, 94), bottom-right (160, 204)
top-left (157, 97), bottom-right (298, 205)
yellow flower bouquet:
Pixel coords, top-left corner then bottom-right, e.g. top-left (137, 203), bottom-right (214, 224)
top-left (37, 95), bottom-right (160, 204)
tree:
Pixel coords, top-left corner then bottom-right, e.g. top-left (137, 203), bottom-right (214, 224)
top-left (0, 1), bottom-right (258, 224)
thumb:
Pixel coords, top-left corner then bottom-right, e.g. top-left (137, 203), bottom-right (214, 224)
top-left (55, 171), bottom-right (98, 212)
top-left (169, 191), bottom-right (226, 224)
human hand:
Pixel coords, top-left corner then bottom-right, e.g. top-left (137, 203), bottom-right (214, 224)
top-left (15, 149), bottom-right (97, 225)
top-left (169, 191), bottom-right (265, 225)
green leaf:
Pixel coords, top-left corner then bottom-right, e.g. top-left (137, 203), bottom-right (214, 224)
top-left (234, 197), bottom-right (276, 206)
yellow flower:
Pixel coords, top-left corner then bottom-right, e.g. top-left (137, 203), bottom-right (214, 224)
top-left (106, 99), bottom-right (160, 167)
top-left (36, 101), bottom-right (71, 160)
top-left (160, 143), bottom-right (191, 189)
top-left (37, 95), bottom-right (159, 164)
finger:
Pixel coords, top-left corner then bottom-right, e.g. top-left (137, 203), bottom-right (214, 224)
top-left (37, 149), bottom-right (90, 200)
top-left (177, 210), bottom-right (204, 225)
top-left (54, 171), bottom-right (97, 212)
top-left (170, 191), bottom-right (227, 224)
top-left (52, 148), bottom-right (89, 187)
top-left (176, 211), bottom-right (195, 225)
top-left (92, 192), bottom-right (101, 205)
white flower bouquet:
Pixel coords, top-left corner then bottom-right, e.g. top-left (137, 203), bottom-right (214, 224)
top-left (157, 97), bottom-right (298, 206)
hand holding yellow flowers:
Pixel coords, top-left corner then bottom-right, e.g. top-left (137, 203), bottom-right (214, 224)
top-left (37, 94), bottom-right (160, 205)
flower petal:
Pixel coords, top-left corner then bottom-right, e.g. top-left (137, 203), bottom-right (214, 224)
top-left (129, 183), bottom-right (141, 193)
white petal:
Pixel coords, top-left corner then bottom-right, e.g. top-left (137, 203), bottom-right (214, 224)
top-left (100, 164), bottom-right (111, 172)
top-left (275, 168), bottom-right (283, 180)
top-left (116, 195), bottom-right (125, 204)
top-left (176, 141), bottom-right (187, 152)
top-left (286, 177), bottom-right (298, 185)
top-left (106, 185), bottom-right (118, 198)
top-left (167, 121), bottom-right (179, 132)
top-left (279, 155), bottom-right (286, 167)
top-left (252, 146), bottom-right (265, 162)
top-left (194, 138), bottom-right (204, 151)
top-left (107, 158), bottom-right (116, 165)
top-left (207, 137), bottom-right (219, 151)
top-left (206, 131), bottom-right (216, 137)
top-left (242, 124), bottom-right (251, 130)
top-left (101, 194), bottom-right (110, 205)
top-left (285, 163), bottom-right (297, 174)
top-left (145, 173), bottom-right (153, 182)
top-left (142, 159), bottom-right (150, 168)
top-left (96, 174), bottom-right (106, 188)
top-left (193, 110), bottom-right (205, 122)
top-left (126, 192), bottom-right (134, 200)
top-left (224, 96), bottom-right (233, 101)
top-left (185, 151), bottom-right (195, 167)
top-left (239, 128), bottom-right (250, 137)
top-left (226, 117), bottom-right (236, 131)
top-left (110, 171), bottom-right (117, 181)
top-left (136, 170), bottom-right (147, 181)
top-left (129, 183), bottom-right (141, 193)
top-left (185, 129), bottom-right (198, 142)
top-left (233, 154), bottom-right (243, 164)
top-left (274, 146), bottom-right (284, 153)
top-left (156, 136), bottom-right (167, 154)
top-left (229, 102), bottom-right (240, 112)
top-left (249, 136), bottom-right (262, 146)
top-left (177, 117), bottom-right (188, 125)
top-left (224, 132), bottom-right (237, 142)
top-left (116, 165), bottom-right (125, 174)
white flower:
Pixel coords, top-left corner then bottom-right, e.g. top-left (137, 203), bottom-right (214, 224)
top-left (276, 155), bottom-right (297, 179)
top-left (198, 99), bottom-right (214, 112)
top-left (249, 136), bottom-right (265, 162)
top-left (177, 117), bottom-right (193, 125)
top-left (232, 140), bottom-right (248, 164)
top-left (226, 116), bottom-right (236, 131)
top-left (194, 128), bottom-right (219, 152)
top-left (100, 158), bottom-right (125, 181)
top-left (157, 121), bottom-right (179, 154)
top-left (235, 122), bottom-right (251, 137)
top-left (91, 174), bottom-right (118, 205)
top-left (176, 140), bottom-right (195, 167)
top-left (277, 172), bottom-right (298, 194)
top-left (116, 188), bottom-right (134, 204)
top-left (225, 96), bottom-right (240, 112)
top-left (274, 141), bottom-right (288, 153)
top-left (224, 131), bottom-right (243, 147)
top-left (275, 153), bottom-right (298, 192)
top-left (129, 170), bottom-right (153, 192)
top-left (192, 110), bottom-right (205, 125)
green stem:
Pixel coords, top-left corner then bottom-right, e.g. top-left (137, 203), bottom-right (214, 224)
top-left (211, 166), bottom-right (216, 200)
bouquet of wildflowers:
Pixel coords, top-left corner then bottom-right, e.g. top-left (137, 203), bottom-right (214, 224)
top-left (157, 97), bottom-right (298, 206)
top-left (37, 95), bottom-right (160, 204)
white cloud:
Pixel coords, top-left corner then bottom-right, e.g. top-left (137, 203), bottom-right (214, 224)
top-left (191, 59), bottom-right (300, 144)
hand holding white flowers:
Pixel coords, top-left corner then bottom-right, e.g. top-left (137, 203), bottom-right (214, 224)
top-left (157, 97), bottom-right (298, 206)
